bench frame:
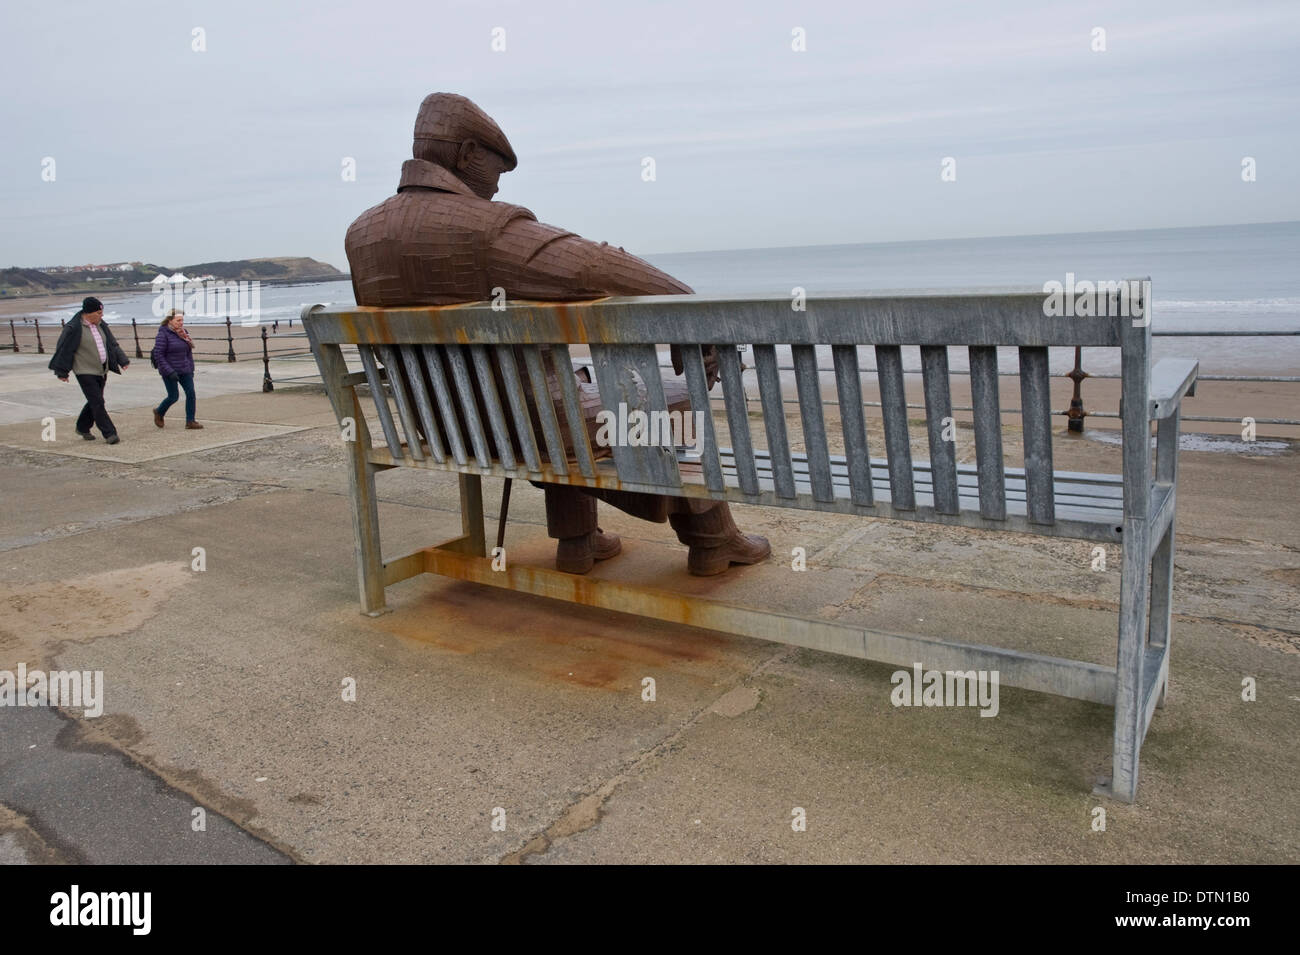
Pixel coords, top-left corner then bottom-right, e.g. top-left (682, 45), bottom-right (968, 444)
top-left (303, 285), bottom-right (1197, 803)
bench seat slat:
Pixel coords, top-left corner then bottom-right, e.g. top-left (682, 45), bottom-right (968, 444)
top-left (713, 461), bottom-right (1124, 517)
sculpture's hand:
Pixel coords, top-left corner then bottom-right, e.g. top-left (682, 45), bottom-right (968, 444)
top-left (669, 344), bottom-right (722, 390)
top-left (702, 345), bottom-right (720, 390)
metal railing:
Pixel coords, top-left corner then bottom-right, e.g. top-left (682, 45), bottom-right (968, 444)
top-left (5, 315), bottom-right (1296, 430)
top-left (3, 315), bottom-right (315, 390)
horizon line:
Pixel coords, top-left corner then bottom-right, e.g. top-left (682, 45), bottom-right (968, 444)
top-left (643, 218), bottom-right (1300, 260)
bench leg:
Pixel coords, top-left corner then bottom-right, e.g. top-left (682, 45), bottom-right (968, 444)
top-left (1102, 519), bottom-right (1152, 804)
top-left (1149, 523), bottom-right (1175, 708)
top-left (348, 433), bottom-right (386, 616)
top-left (459, 474), bottom-right (487, 558)
top-left (1149, 411), bottom-right (1180, 710)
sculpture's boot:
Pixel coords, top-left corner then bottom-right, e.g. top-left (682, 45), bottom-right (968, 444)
top-left (555, 529), bottom-right (623, 575)
top-left (669, 502), bottom-right (771, 576)
top-left (546, 485), bottom-right (622, 574)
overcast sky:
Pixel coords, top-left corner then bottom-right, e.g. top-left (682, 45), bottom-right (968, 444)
top-left (2, 0), bottom-right (1297, 270)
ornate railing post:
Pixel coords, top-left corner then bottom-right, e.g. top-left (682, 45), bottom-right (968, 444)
top-left (131, 318), bottom-right (143, 359)
top-left (1067, 345), bottom-right (1088, 433)
top-left (262, 326), bottom-right (274, 392)
top-left (225, 314), bottom-right (237, 362)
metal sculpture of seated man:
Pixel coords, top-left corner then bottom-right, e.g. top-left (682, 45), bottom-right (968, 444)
top-left (345, 92), bottom-right (769, 576)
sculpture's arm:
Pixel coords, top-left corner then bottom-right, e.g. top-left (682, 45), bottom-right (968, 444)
top-left (491, 217), bottom-right (718, 385)
top-left (490, 217), bottom-right (692, 299)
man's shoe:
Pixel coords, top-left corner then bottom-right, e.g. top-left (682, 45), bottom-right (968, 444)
top-left (105, 434), bottom-right (121, 445)
top-left (186, 421), bottom-right (204, 430)
top-left (687, 533), bottom-right (771, 577)
top-left (555, 528), bottom-right (622, 574)
top-left (76, 429), bottom-right (96, 441)
top-left (153, 409), bottom-right (164, 428)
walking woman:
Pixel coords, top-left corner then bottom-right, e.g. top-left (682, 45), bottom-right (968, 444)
top-left (152, 309), bottom-right (203, 429)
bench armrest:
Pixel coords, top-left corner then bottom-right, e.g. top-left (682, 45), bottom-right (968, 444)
top-left (1149, 358), bottom-right (1199, 419)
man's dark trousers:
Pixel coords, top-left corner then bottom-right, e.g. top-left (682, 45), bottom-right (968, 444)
top-left (74, 373), bottom-right (117, 438)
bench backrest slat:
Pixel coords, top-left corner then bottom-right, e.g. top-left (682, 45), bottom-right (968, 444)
top-left (550, 343), bottom-right (599, 479)
top-left (967, 345), bottom-right (1007, 520)
top-left (401, 345), bottom-right (446, 463)
top-left (468, 344), bottom-right (517, 472)
top-left (359, 345), bottom-right (404, 459)
top-left (752, 344), bottom-right (796, 499)
top-left (421, 345), bottom-right (469, 467)
top-left (920, 345), bottom-right (960, 514)
top-left (443, 346), bottom-right (492, 470)
top-left (792, 344), bottom-right (835, 503)
top-left (521, 345), bottom-right (570, 476)
top-left (377, 345), bottom-right (425, 463)
top-left (1018, 346), bottom-right (1057, 524)
top-left (831, 345), bottom-right (874, 506)
top-left (494, 345), bottom-right (542, 473)
top-left (716, 346), bottom-right (760, 495)
top-left (680, 344), bottom-right (727, 492)
top-left (874, 344), bottom-right (916, 510)
top-left (589, 343), bottom-right (682, 488)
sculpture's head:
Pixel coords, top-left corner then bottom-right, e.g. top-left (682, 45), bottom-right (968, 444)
top-left (413, 93), bottom-right (518, 200)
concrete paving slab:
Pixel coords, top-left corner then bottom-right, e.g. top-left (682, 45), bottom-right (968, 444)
top-left (0, 353), bottom-right (316, 426)
top-left (0, 409), bottom-right (307, 464)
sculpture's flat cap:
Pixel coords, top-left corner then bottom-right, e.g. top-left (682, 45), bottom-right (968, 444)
top-left (413, 93), bottom-right (518, 170)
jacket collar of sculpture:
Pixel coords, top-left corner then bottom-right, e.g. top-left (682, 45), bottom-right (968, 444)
top-left (397, 159), bottom-right (478, 197)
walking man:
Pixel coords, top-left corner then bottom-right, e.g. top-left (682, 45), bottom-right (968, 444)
top-left (49, 296), bottom-right (131, 444)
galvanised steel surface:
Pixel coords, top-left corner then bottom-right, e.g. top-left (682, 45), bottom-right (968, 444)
top-left (303, 284), bottom-right (1199, 804)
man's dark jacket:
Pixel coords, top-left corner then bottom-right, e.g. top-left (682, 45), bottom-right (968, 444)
top-left (48, 311), bottom-right (131, 378)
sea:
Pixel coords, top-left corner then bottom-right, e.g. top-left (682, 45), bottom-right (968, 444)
top-left (20, 220), bottom-right (1299, 374)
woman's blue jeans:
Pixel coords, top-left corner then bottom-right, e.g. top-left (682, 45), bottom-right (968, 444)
top-left (157, 372), bottom-right (196, 422)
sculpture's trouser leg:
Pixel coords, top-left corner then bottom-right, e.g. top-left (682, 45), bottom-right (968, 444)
top-left (539, 484), bottom-right (738, 549)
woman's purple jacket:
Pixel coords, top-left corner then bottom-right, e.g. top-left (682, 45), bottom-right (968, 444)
top-left (153, 326), bottom-right (195, 378)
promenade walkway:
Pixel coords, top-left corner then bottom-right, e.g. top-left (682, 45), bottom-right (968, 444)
top-left (0, 362), bottom-right (1295, 863)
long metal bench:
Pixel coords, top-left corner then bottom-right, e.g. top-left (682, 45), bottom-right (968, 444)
top-left (303, 283), bottom-right (1198, 802)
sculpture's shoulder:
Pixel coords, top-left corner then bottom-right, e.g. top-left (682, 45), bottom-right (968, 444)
top-left (345, 189), bottom-right (540, 306)
top-left (346, 189), bottom-right (535, 249)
